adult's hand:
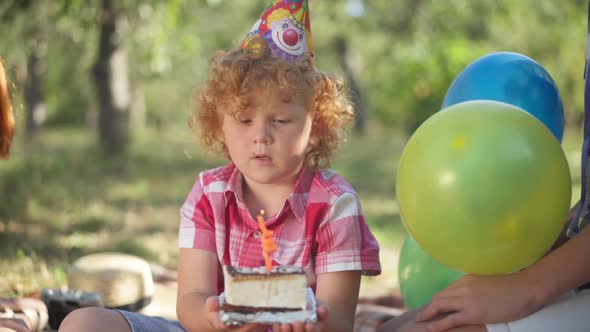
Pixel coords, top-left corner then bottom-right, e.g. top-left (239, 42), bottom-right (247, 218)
top-left (415, 273), bottom-right (539, 332)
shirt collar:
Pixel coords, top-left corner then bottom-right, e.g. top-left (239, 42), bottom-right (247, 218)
top-left (223, 163), bottom-right (315, 223)
top-left (223, 163), bottom-right (242, 206)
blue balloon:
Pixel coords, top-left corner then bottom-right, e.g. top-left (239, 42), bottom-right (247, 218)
top-left (442, 52), bottom-right (564, 142)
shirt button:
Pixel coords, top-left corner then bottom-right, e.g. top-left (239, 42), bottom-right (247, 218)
top-left (253, 230), bottom-right (262, 239)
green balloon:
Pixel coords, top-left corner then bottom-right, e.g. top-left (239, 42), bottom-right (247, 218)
top-left (396, 100), bottom-right (571, 275)
top-left (398, 235), bottom-right (464, 309)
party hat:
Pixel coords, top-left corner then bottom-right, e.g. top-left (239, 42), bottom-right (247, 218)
top-left (241, 0), bottom-right (313, 63)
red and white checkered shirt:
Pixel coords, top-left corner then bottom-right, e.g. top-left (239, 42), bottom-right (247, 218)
top-left (178, 163), bottom-right (381, 292)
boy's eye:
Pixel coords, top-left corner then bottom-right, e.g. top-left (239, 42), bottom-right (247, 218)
top-left (273, 118), bottom-right (290, 124)
top-left (238, 118), bottom-right (252, 124)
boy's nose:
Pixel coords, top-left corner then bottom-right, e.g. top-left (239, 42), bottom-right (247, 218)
top-left (253, 123), bottom-right (273, 144)
top-left (253, 134), bottom-right (272, 144)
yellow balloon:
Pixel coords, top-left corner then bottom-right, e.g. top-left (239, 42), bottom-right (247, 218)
top-left (396, 100), bottom-right (571, 275)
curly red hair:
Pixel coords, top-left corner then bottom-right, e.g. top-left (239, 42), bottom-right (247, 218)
top-left (190, 39), bottom-right (354, 169)
top-left (0, 60), bottom-right (14, 159)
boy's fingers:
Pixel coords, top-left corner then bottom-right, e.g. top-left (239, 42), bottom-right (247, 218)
top-left (304, 322), bottom-right (319, 332)
top-left (205, 296), bottom-right (227, 329)
top-left (206, 313), bottom-right (225, 330)
top-left (205, 296), bottom-right (220, 312)
top-left (293, 321), bottom-right (306, 332)
top-left (316, 304), bottom-right (329, 321)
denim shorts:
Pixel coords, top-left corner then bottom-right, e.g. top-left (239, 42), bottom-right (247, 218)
top-left (115, 310), bottom-right (186, 332)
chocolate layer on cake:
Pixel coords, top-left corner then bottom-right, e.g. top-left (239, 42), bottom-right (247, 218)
top-left (221, 303), bottom-right (301, 313)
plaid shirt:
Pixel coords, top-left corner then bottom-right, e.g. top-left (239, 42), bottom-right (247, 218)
top-left (178, 163), bottom-right (381, 292)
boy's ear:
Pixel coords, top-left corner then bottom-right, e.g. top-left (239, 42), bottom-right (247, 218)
top-left (309, 127), bottom-right (320, 146)
top-left (309, 135), bottom-right (319, 146)
top-left (309, 121), bottom-right (320, 146)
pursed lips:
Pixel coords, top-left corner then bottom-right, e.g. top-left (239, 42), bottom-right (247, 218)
top-left (251, 154), bottom-right (273, 166)
top-left (252, 153), bottom-right (271, 160)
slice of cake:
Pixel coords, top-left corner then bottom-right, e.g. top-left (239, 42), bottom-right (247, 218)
top-left (219, 265), bottom-right (316, 324)
top-left (223, 265), bottom-right (307, 311)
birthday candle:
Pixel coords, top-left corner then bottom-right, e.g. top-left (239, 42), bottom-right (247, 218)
top-left (257, 210), bottom-right (276, 271)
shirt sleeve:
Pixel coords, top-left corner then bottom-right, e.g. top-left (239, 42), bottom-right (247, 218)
top-left (314, 192), bottom-right (381, 276)
top-left (178, 175), bottom-right (216, 252)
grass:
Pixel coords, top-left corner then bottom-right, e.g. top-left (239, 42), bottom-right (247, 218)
top-left (0, 122), bottom-right (584, 298)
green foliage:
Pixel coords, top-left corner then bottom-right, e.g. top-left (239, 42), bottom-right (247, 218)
top-left (345, 0), bottom-right (587, 133)
top-left (1, 0), bottom-right (590, 296)
top-left (2, 0), bottom-right (587, 132)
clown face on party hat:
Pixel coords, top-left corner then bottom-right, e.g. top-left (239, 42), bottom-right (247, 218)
top-left (241, 0), bottom-right (313, 63)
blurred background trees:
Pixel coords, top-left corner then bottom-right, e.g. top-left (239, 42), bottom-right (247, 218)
top-left (1, 0), bottom-right (586, 147)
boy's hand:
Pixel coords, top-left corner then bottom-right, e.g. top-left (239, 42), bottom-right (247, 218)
top-left (205, 296), bottom-right (266, 332)
top-left (414, 273), bottom-right (539, 332)
top-left (271, 303), bottom-right (329, 332)
top-left (205, 296), bottom-right (226, 330)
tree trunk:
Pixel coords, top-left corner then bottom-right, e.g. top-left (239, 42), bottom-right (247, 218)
top-left (335, 37), bottom-right (366, 135)
top-left (92, 0), bottom-right (131, 155)
top-left (25, 46), bottom-right (46, 135)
